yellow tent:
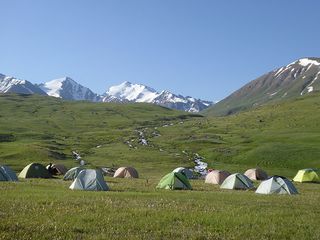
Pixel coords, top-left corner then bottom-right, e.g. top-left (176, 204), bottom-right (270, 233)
top-left (293, 169), bottom-right (320, 183)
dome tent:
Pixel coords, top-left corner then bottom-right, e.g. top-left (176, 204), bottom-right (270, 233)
top-left (220, 173), bottom-right (254, 190)
top-left (172, 167), bottom-right (194, 179)
top-left (69, 169), bottom-right (109, 191)
top-left (63, 166), bottom-right (84, 181)
top-left (157, 172), bottom-right (192, 190)
top-left (256, 176), bottom-right (298, 195)
top-left (46, 163), bottom-right (68, 175)
top-left (293, 169), bottom-right (320, 183)
top-left (244, 168), bottom-right (268, 181)
top-left (113, 167), bottom-right (139, 178)
top-left (0, 165), bottom-right (18, 181)
top-left (19, 163), bottom-right (52, 179)
top-left (205, 170), bottom-right (230, 185)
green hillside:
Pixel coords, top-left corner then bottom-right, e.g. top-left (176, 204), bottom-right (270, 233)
top-left (155, 94), bottom-right (320, 177)
top-left (1, 93), bottom-right (320, 178)
top-left (1, 93), bottom-right (320, 240)
top-left (0, 94), bottom-right (202, 175)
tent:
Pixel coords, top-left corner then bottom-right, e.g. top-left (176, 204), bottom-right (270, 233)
top-left (244, 168), bottom-right (268, 181)
top-left (220, 173), bottom-right (254, 190)
top-left (256, 176), bottom-right (299, 195)
top-left (46, 164), bottom-right (68, 175)
top-left (69, 169), bottom-right (109, 191)
top-left (18, 163), bottom-right (52, 179)
top-left (113, 167), bottom-right (139, 178)
top-left (0, 165), bottom-right (18, 181)
top-left (172, 167), bottom-right (194, 179)
top-left (293, 168), bottom-right (320, 183)
top-left (157, 172), bottom-right (192, 190)
top-left (101, 167), bottom-right (115, 177)
top-left (205, 170), bottom-right (231, 185)
top-left (63, 167), bottom-right (84, 181)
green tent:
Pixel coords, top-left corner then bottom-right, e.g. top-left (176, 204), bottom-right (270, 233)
top-left (69, 169), bottom-right (109, 191)
top-left (63, 166), bottom-right (84, 181)
top-left (220, 173), bottom-right (254, 190)
top-left (18, 163), bottom-right (52, 179)
top-left (293, 168), bottom-right (320, 183)
top-left (156, 172), bottom-right (192, 190)
top-left (0, 165), bottom-right (18, 181)
top-left (256, 176), bottom-right (298, 195)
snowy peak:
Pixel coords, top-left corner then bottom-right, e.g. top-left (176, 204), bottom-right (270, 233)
top-left (289, 57), bottom-right (320, 67)
top-left (103, 82), bottom-right (213, 112)
top-left (39, 77), bottom-right (66, 98)
top-left (0, 74), bottom-right (46, 95)
top-left (105, 81), bottom-right (158, 102)
top-left (273, 57), bottom-right (320, 79)
top-left (154, 90), bottom-right (188, 104)
top-left (39, 77), bottom-right (100, 101)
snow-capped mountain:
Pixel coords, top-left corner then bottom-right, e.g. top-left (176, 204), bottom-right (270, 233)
top-left (38, 77), bottom-right (100, 101)
top-left (102, 81), bottom-right (158, 103)
top-left (153, 90), bottom-right (212, 112)
top-left (206, 57), bottom-right (320, 116)
top-left (1, 73), bottom-right (212, 112)
top-left (102, 81), bottom-right (212, 112)
top-left (0, 74), bottom-right (47, 95)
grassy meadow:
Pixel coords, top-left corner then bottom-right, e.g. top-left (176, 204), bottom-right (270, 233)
top-left (1, 93), bottom-right (320, 239)
top-left (1, 178), bottom-right (320, 240)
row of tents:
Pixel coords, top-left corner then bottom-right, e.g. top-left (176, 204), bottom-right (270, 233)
top-left (0, 163), bottom-right (139, 180)
top-left (156, 167), bottom-right (320, 195)
top-left (156, 170), bottom-right (299, 195)
top-left (0, 163), bottom-right (139, 191)
top-left (174, 167), bottom-right (320, 184)
top-left (1, 163), bottom-right (319, 195)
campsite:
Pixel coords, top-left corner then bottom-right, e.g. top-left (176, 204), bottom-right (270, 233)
top-left (1, 94), bottom-right (320, 239)
top-left (1, 2), bottom-right (320, 238)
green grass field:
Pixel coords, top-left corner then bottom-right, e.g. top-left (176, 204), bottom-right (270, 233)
top-left (1, 178), bottom-right (320, 240)
top-left (1, 93), bottom-right (320, 239)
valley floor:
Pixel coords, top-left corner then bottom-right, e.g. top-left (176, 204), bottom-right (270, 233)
top-left (1, 177), bottom-right (319, 240)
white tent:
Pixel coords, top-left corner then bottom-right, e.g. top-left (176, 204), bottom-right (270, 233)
top-left (220, 173), bottom-right (254, 190)
top-left (255, 176), bottom-right (298, 195)
top-left (69, 169), bottom-right (109, 191)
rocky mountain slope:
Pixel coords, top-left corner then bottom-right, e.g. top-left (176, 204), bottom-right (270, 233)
top-left (205, 57), bottom-right (320, 116)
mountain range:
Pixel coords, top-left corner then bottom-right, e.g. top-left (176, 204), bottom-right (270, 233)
top-left (0, 75), bottom-right (212, 112)
top-left (101, 81), bottom-right (212, 112)
top-left (2, 57), bottom-right (320, 115)
top-left (205, 57), bottom-right (320, 116)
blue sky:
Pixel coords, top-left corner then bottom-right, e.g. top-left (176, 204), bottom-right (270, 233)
top-left (1, 0), bottom-right (320, 101)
